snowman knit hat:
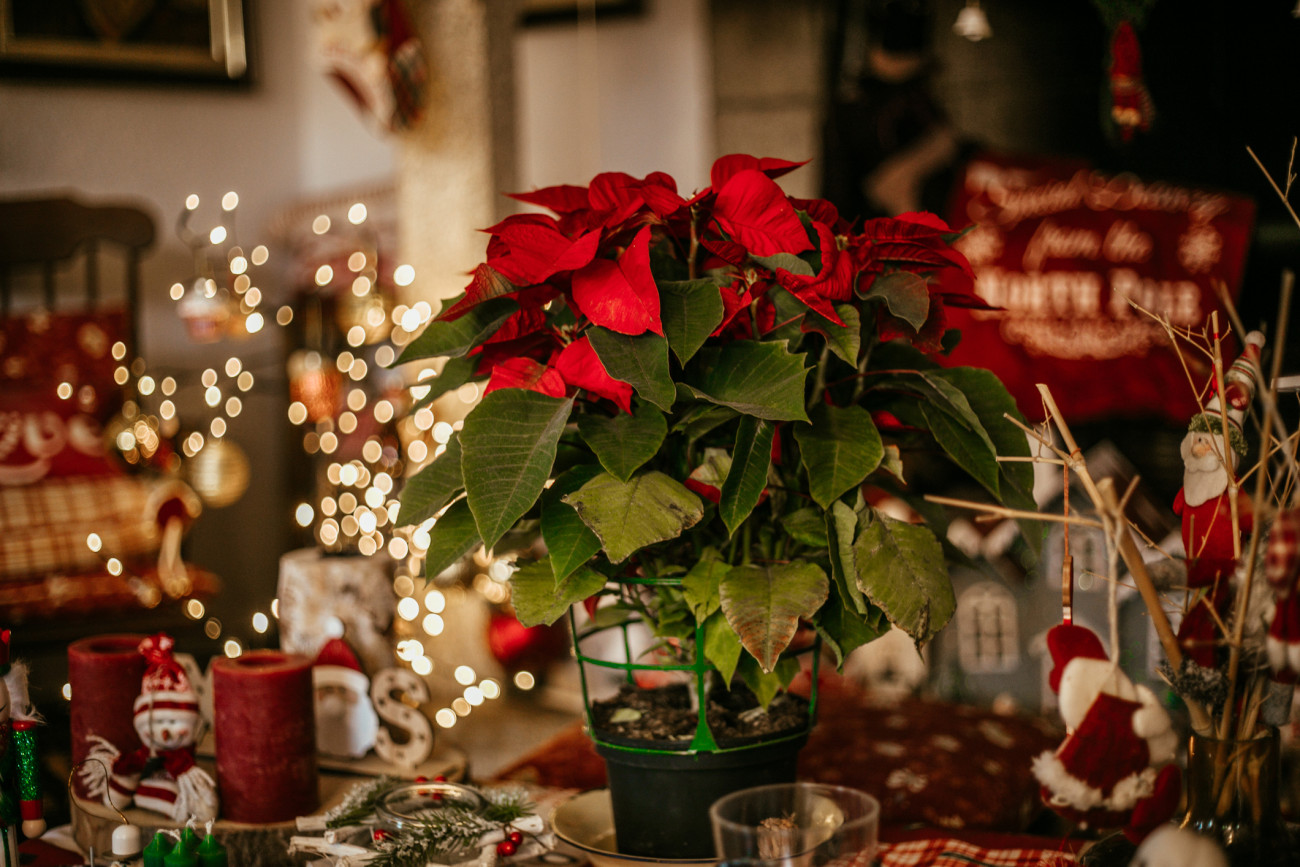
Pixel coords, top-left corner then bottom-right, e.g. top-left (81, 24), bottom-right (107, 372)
top-left (134, 633), bottom-right (199, 718)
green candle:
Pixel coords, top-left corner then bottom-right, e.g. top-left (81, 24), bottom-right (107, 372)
top-left (142, 832), bottom-right (170, 867)
top-left (197, 833), bottom-right (228, 867)
top-left (164, 839), bottom-right (199, 867)
top-left (180, 826), bottom-right (201, 853)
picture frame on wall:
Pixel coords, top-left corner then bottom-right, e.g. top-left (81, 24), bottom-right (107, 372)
top-left (521, 0), bottom-right (642, 27)
top-left (0, 0), bottom-right (247, 83)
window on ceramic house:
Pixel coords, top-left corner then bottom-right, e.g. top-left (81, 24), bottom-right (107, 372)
top-left (957, 582), bottom-right (1020, 673)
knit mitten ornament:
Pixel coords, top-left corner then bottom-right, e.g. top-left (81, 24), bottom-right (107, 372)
top-left (1031, 623), bottom-right (1180, 843)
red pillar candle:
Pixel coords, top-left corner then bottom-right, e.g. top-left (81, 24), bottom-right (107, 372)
top-left (68, 634), bottom-right (147, 799)
top-left (211, 651), bottom-right (318, 824)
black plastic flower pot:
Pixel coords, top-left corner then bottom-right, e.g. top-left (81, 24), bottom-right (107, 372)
top-left (568, 575), bottom-right (820, 860)
top-left (595, 731), bottom-right (810, 859)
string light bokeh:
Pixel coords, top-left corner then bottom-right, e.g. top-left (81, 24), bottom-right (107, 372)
top-left (62, 191), bottom-right (544, 730)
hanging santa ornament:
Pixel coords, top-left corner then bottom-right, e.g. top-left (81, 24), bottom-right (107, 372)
top-left (1172, 331), bottom-right (1263, 668)
top-left (1032, 623), bottom-right (1182, 843)
top-left (313, 0), bottom-right (428, 133)
top-left (1105, 21), bottom-right (1154, 141)
top-left (1174, 331), bottom-right (1264, 588)
top-left (1092, 1), bottom-right (1158, 143)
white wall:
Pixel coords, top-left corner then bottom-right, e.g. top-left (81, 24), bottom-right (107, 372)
top-left (0, 0), bottom-right (397, 638)
top-left (513, 0), bottom-right (714, 195)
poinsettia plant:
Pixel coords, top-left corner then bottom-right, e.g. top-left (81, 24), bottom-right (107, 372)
top-left (394, 154), bottom-right (1034, 700)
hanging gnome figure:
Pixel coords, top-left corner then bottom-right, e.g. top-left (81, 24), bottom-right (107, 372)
top-left (1031, 623), bottom-right (1181, 843)
top-left (0, 630), bottom-right (44, 867)
top-left (1173, 332), bottom-right (1264, 666)
top-left (81, 634), bottom-right (218, 823)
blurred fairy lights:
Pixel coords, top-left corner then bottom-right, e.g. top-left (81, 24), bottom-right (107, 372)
top-left (83, 190), bottom-right (529, 717)
top-left (171, 192), bottom-right (272, 343)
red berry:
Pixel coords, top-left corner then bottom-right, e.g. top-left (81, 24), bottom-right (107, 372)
top-left (496, 840), bottom-right (517, 857)
top-left (434, 775), bottom-right (447, 782)
top-left (508, 831), bottom-right (523, 845)
top-left (415, 776), bottom-right (429, 783)
top-left (373, 829), bottom-right (389, 842)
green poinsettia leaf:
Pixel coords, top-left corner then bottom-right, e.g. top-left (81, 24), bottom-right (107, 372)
top-left (802, 303), bottom-right (861, 365)
top-left (864, 271), bottom-right (929, 330)
top-left (718, 417), bottom-right (774, 537)
top-left (874, 370), bottom-right (983, 430)
top-left (737, 655), bottom-right (801, 709)
top-left (563, 471), bottom-right (704, 563)
top-left (851, 508), bottom-right (953, 646)
top-left (421, 497), bottom-right (481, 579)
top-left (410, 355), bottom-right (479, 410)
top-left (793, 403), bottom-right (883, 509)
top-left (703, 609), bottom-right (743, 686)
top-left (815, 587), bottom-right (888, 670)
top-left (680, 547), bottom-right (729, 624)
top-left (825, 500), bottom-right (867, 616)
top-left (719, 561), bottom-right (828, 673)
top-left (751, 251), bottom-right (815, 277)
top-left (659, 278), bottom-right (726, 365)
top-left (541, 465), bottom-right (605, 581)
top-left (781, 507), bottom-right (828, 549)
top-left (682, 341), bottom-right (811, 422)
top-left (919, 403), bottom-right (1000, 497)
top-left (397, 296), bottom-right (519, 363)
top-left (929, 367), bottom-right (1036, 511)
top-left (396, 434), bottom-right (464, 527)
top-left (461, 390), bottom-right (574, 551)
top-left (671, 404), bottom-right (738, 445)
top-left (879, 443), bottom-right (905, 484)
top-left (510, 558), bottom-right (607, 627)
top-left (576, 404), bottom-right (667, 482)
top-left (587, 327), bottom-right (676, 412)
top-left (765, 287), bottom-right (808, 345)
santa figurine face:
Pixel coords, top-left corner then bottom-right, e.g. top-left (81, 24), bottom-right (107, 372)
top-left (135, 707), bottom-right (201, 752)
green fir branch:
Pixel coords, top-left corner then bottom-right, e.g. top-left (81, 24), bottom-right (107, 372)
top-left (368, 789), bottom-right (537, 867)
top-left (325, 775), bottom-right (401, 829)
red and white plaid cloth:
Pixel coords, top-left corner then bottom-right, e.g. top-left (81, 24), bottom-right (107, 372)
top-left (879, 837), bottom-right (1076, 866)
top-left (0, 474), bottom-right (161, 576)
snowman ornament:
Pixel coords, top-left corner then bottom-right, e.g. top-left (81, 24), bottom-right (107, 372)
top-left (82, 634), bottom-right (219, 823)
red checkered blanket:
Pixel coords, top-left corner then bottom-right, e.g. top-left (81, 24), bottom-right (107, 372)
top-left (880, 837), bottom-right (1076, 866)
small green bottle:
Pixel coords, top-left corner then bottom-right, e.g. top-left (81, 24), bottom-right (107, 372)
top-left (180, 825), bottom-right (202, 853)
top-left (142, 831), bottom-right (170, 867)
top-left (163, 838), bottom-right (199, 867)
top-left (197, 832), bottom-right (228, 867)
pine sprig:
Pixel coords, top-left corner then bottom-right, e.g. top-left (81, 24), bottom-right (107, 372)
top-left (367, 788), bottom-right (538, 867)
top-left (369, 805), bottom-right (496, 867)
top-left (481, 787), bottom-right (533, 825)
top-left (325, 775), bottom-right (400, 829)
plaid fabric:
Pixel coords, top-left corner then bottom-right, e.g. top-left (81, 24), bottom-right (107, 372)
top-left (0, 474), bottom-right (160, 576)
top-left (1266, 509), bottom-right (1300, 594)
top-left (879, 837), bottom-right (1076, 866)
top-left (0, 561), bottom-right (219, 623)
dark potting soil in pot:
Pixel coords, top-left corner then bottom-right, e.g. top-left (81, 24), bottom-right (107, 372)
top-left (590, 682), bottom-right (810, 748)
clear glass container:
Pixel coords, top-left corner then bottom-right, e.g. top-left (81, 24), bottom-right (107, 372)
top-left (374, 780), bottom-right (489, 863)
